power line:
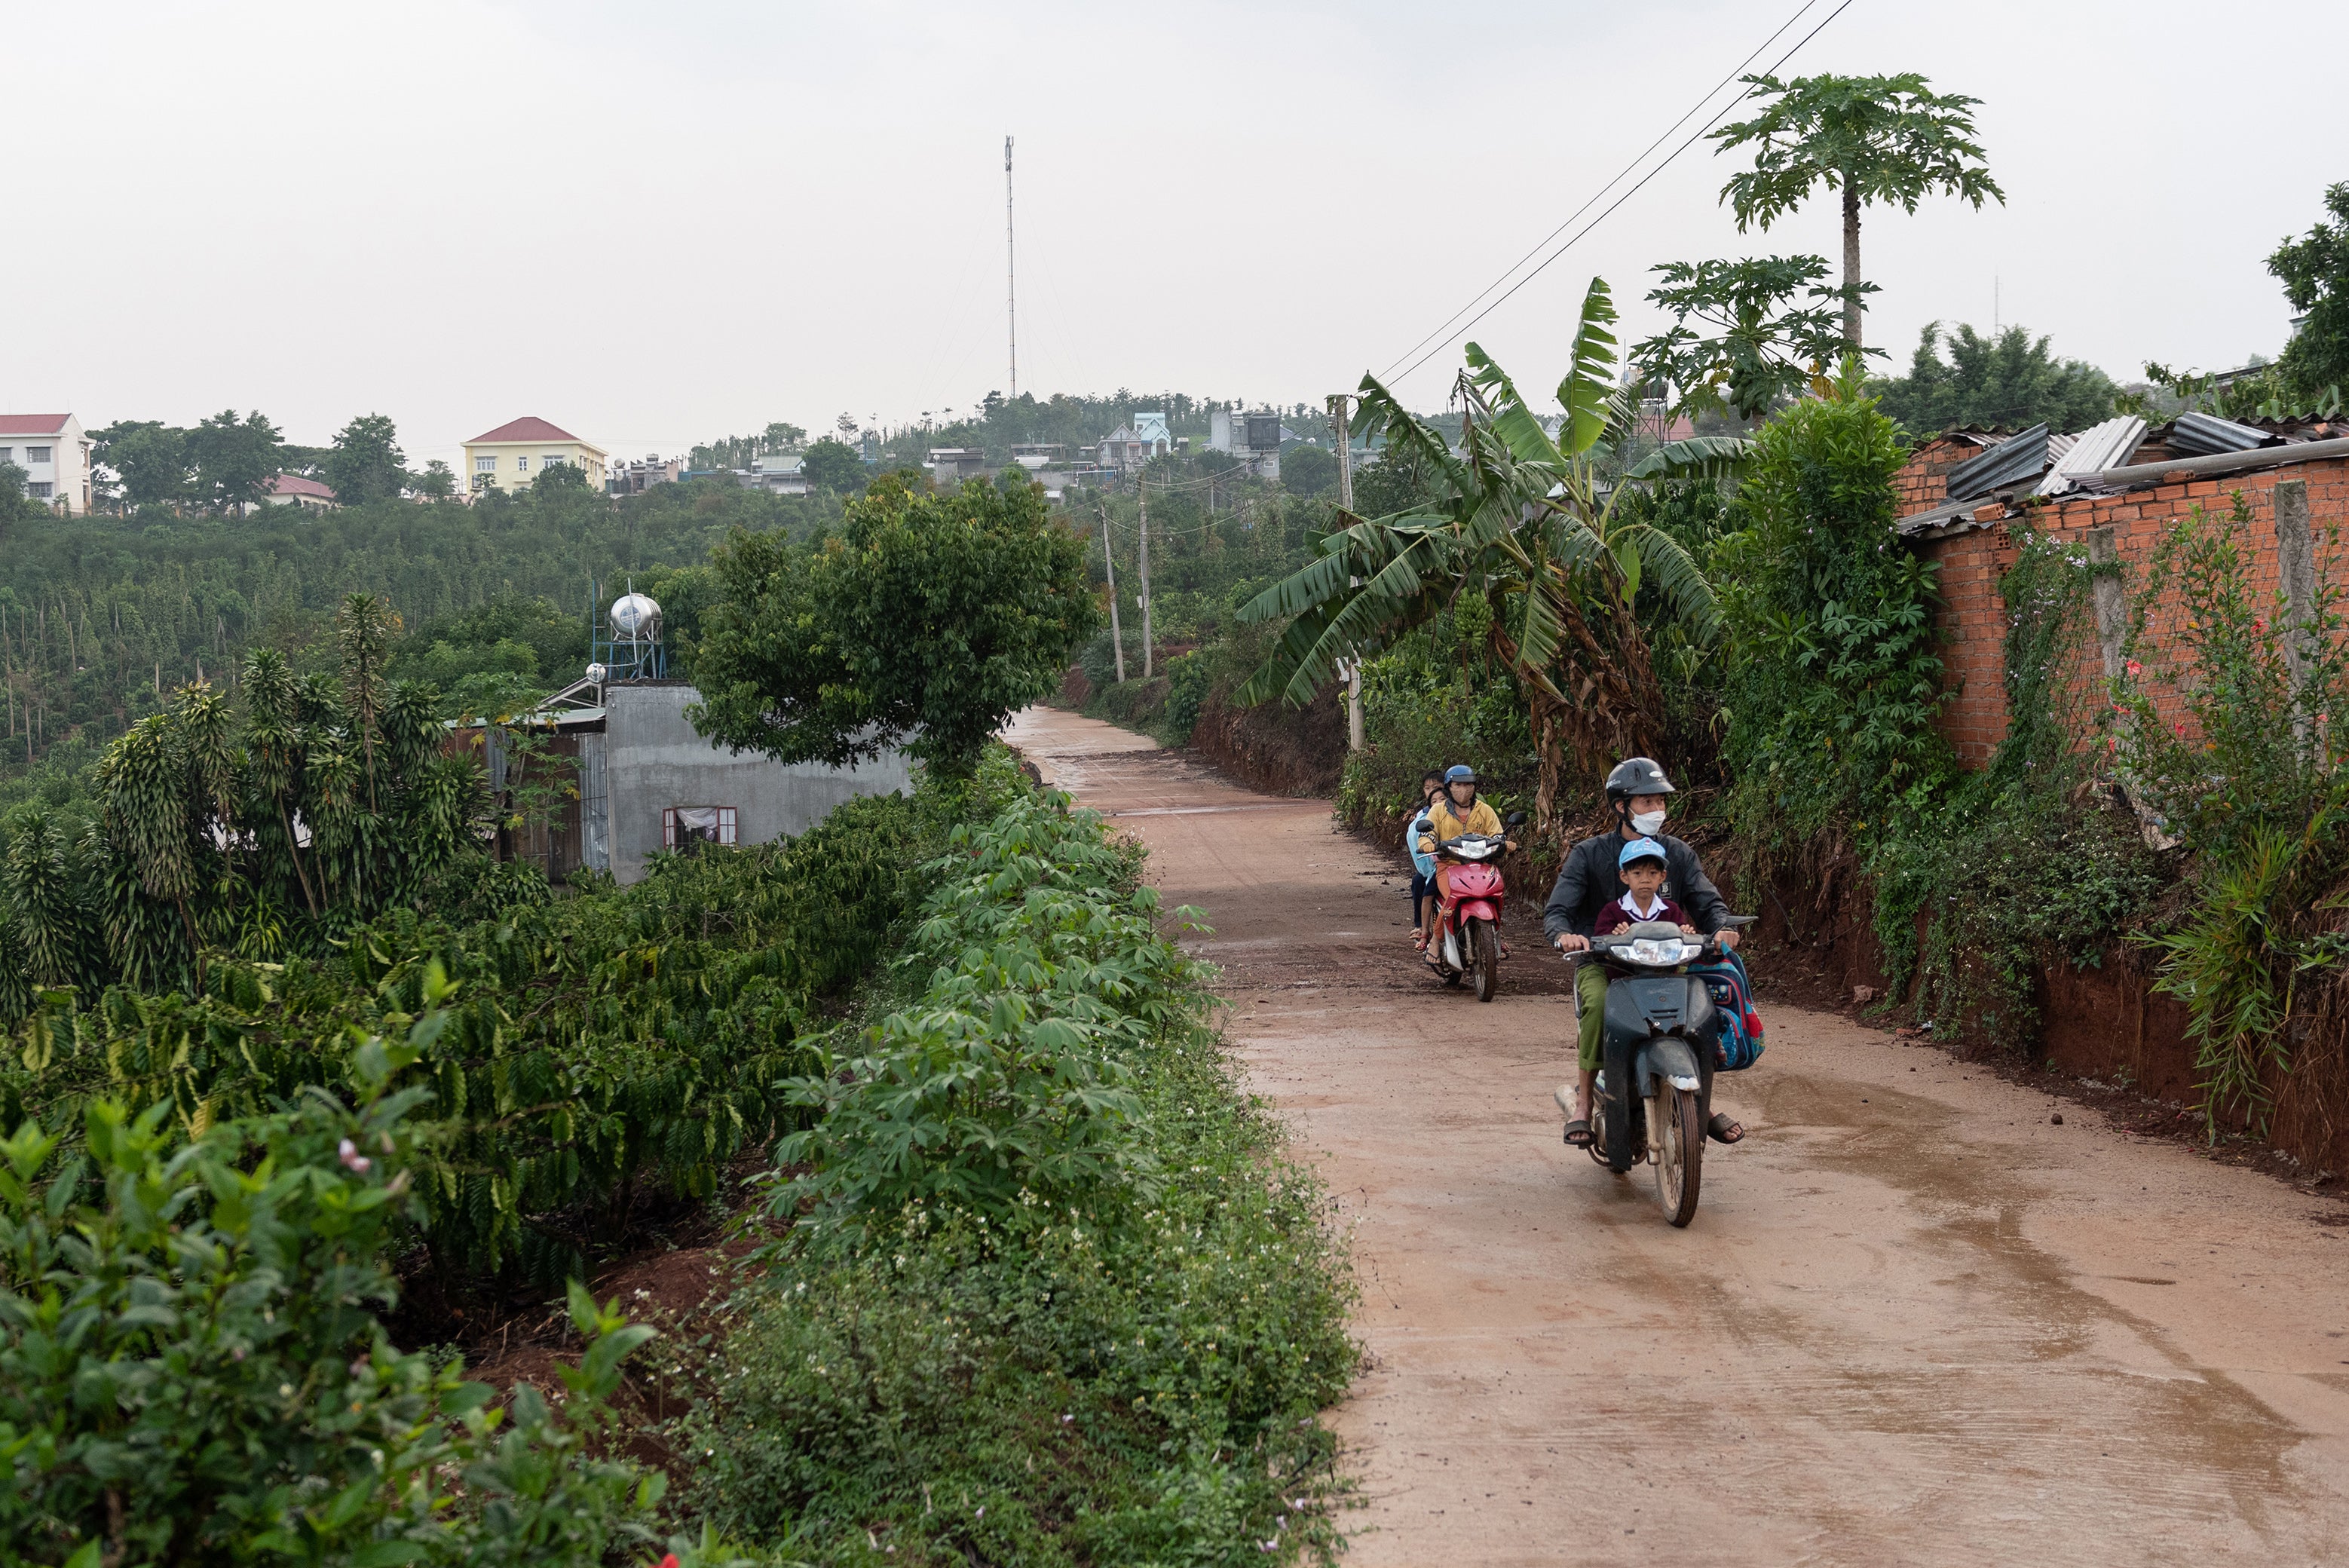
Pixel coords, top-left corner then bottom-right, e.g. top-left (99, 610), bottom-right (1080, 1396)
top-left (1377, 0), bottom-right (1830, 383)
top-left (1382, 0), bottom-right (1858, 390)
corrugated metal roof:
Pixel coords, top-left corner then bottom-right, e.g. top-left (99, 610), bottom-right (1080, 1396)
top-left (1943, 424), bottom-right (2050, 500)
top-left (1894, 496), bottom-right (1996, 537)
top-left (2165, 411), bottom-right (2277, 458)
top-left (2035, 415), bottom-right (2146, 496)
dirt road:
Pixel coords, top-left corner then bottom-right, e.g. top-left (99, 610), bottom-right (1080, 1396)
top-left (1006, 706), bottom-right (2349, 1566)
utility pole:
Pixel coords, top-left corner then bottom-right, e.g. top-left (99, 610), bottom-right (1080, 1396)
top-left (1137, 481), bottom-right (1154, 680)
top-left (1098, 502), bottom-right (1127, 684)
top-left (1330, 394), bottom-right (1364, 751)
top-left (1005, 135), bottom-right (1018, 399)
top-left (1330, 393), bottom-right (1355, 512)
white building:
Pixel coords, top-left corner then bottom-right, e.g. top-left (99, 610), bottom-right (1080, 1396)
top-left (613, 455), bottom-right (684, 495)
top-left (0, 414), bottom-right (92, 513)
top-left (748, 454), bottom-right (810, 495)
top-left (1095, 412), bottom-right (1173, 475)
top-left (264, 473), bottom-right (338, 512)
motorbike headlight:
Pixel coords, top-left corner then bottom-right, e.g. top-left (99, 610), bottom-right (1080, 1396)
top-left (1626, 938), bottom-right (1700, 966)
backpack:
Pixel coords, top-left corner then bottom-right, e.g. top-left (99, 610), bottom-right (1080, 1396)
top-left (1691, 951), bottom-right (1766, 1072)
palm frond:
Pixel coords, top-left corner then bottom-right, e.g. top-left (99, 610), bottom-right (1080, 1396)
top-left (1462, 343), bottom-right (1563, 466)
top-left (1624, 435), bottom-right (1755, 483)
top-left (1555, 277), bottom-right (1620, 458)
top-left (1623, 523), bottom-right (1722, 645)
top-left (1355, 373), bottom-right (1467, 492)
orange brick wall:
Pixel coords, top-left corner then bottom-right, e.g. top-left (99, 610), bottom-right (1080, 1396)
top-left (1902, 458), bottom-right (2349, 766)
top-left (1894, 434), bottom-right (1980, 518)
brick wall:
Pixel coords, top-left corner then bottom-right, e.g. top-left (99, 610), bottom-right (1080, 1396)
top-left (1894, 433), bottom-right (1983, 518)
top-left (1900, 456), bottom-right (2349, 766)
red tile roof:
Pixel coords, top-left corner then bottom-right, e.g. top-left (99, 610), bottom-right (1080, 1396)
top-left (270, 473), bottom-right (337, 499)
top-left (467, 416), bottom-right (579, 444)
top-left (0, 414), bottom-right (72, 436)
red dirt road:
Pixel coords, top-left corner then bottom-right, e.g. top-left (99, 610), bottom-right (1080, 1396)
top-left (1006, 706), bottom-right (2349, 1566)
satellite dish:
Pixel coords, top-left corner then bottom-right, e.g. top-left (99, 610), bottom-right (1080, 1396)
top-left (610, 593), bottom-right (661, 639)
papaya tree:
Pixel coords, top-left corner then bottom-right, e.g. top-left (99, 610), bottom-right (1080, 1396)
top-left (1236, 277), bottom-right (1744, 841)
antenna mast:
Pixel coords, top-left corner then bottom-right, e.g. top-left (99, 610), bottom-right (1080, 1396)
top-left (1005, 134), bottom-right (1018, 400)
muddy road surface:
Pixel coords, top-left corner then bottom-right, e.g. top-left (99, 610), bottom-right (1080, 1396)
top-left (1006, 706), bottom-right (2349, 1566)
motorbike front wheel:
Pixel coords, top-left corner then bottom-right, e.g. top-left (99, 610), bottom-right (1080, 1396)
top-left (1654, 1083), bottom-right (1704, 1227)
top-left (1472, 920), bottom-right (1498, 1002)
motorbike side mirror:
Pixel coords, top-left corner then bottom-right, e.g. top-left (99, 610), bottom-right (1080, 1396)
top-left (1504, 811), bottom-right (1527, 828)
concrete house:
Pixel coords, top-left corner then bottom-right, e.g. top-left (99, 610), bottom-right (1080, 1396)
top-left (0, 414), bottom-right (92, 513)
top-left (265, 473), bottom-right (338, 512)
top-left (462, 417), bottom-right (610, 496)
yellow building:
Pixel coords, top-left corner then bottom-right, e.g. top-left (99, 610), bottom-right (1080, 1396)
top-left (461, 417), bottom-right (609, 495)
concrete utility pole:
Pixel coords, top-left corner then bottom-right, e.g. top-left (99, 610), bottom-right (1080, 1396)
top-left (1004, 135), bottom-right (1018, 400)
top-left (1098, 503), bottom-right (1127, 684)
top-left (1330, 394), bottom-right (1364, 751)
top-left (1138, 482), bottom-right (1155, 680)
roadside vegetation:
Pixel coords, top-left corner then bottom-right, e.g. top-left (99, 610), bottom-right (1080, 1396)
top-left (0, 431), bottom-right (1354, 1561)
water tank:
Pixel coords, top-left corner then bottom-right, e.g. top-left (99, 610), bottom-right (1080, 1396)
top-left (610, 593), bottom-right (661, 640)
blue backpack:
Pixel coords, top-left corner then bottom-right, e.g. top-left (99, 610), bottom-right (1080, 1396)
top-left (1692, 951), bottom-right (1766, 1072)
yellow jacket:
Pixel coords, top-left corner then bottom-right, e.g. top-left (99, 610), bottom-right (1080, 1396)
top-left (1419, 797), bottom-right (1504, 853)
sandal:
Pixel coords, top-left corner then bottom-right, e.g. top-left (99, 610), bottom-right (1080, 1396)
top-left (1707, 1112), bottom-right (1745, 1145)
top-left (1411, 930), bottom-right (1426, 950)
top-left (1563, 1119), bottom-right (1594, 1147)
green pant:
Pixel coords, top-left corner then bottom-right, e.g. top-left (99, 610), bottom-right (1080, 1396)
top-left (1576, 963), bottom-right (1609, 1073)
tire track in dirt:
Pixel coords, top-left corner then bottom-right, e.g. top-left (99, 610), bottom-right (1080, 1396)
top-left (1007, 706), bottom-right (2349, 1566)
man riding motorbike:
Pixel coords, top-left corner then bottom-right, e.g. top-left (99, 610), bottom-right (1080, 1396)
top-left (1542, 757), bottom-right (1746, 1147)
top-left (1420, 764), bottom-right (1514, 962)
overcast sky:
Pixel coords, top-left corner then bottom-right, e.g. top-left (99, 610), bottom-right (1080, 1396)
top-left (10, 0), bottom-right (2344, 470)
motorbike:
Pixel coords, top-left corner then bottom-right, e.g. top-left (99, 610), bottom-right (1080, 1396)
top-left (1570, 914), bottom-right (1758, 1226)
top-left (1424, 810), bottom-right (1527, 1003)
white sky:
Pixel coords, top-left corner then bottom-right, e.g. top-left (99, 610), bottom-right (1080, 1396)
top-left (8, 0), bottom-right (2344, 470)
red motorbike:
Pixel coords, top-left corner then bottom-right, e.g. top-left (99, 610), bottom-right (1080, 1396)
top-left (1425, 810), bottom-right (1526, 1003)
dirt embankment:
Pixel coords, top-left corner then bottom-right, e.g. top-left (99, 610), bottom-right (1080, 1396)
top-left (1187, 688), bottom-right (1346, 797)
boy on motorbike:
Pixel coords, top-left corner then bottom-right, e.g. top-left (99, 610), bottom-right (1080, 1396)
top-left (1419, 764), bottom-right (1514, 961)
top-left (1542, 757), bottom-right (1745, 1148)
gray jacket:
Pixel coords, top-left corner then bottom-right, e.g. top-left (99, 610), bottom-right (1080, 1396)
top-left (1542, 830), bottom-right (1731, 942)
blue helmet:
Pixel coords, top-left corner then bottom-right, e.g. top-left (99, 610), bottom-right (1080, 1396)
top-left (1444, 765), bottom-right (1477, 785)
top-left (1619, 836), bottom-right (1668, 871)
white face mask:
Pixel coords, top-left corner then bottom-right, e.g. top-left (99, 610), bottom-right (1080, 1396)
top-left (1631, 809), bottom-right (1668, 836)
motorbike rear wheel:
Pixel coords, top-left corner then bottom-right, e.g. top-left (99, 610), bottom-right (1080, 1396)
top-left (1655, 1083), bottom-right (1704, 1227)
top-left (1472, 920), bottom-right (1498, 1002)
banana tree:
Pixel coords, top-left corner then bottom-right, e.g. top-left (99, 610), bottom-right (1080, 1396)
top-left (1236, 277), bottom-right (1746, 840)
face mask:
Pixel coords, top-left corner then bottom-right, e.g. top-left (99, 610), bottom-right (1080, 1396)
top-left (1631, 810), bottom-right (1667, 836)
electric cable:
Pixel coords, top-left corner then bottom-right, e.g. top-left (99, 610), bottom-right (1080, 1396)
top-left (1377, 0), bottom-right (1831, 383)
top-left (1382, 0), bottom-right (1859, 390)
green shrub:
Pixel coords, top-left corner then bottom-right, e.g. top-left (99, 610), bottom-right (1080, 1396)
top-left (2112, 496), bottom-right (2349, 1125)
top-left (0, 1009), bottom-right (663, 1566)
top-left (2, 789), bottom-right (945, 1292)
top-left (1163, 650), bottom-right (1211, 742)
top-left (681, 756), bottom-right (1355, 1563)
top-left (769, 769), bottom-right (1193, 1238)
top-left (1717, 372), bottom-right (1952, 853)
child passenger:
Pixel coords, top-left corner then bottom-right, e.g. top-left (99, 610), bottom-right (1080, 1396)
top-left (1590, 838), bottom-right (1699, 939)
top-left (1407, 770), bottom-right (1444, 950)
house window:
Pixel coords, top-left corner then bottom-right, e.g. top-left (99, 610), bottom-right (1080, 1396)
top-left (516, 455), bottom-right (531, 473)
top-left (541, 453), bottom-right (566, 467)
top-left (662, 806), bottom-right (738, 850)
top-left (474, 455), bottom-right (496, 473)
top-left (0, 449), bottom-right (11, 462)
top-left (27, 482), bottom-right (51, 499)
top-left (26, 447), bottom-right (50, 464)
